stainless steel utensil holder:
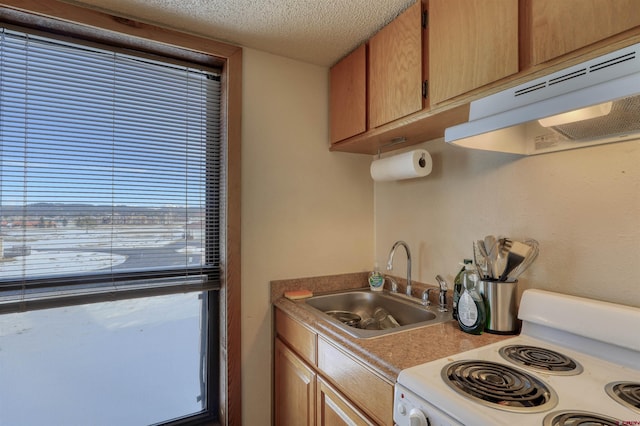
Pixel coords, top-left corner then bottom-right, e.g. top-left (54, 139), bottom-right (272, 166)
top-left (479, 279), bottom-right (520, 334)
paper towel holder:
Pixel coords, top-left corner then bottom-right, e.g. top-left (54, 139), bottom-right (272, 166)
top-left (418, 153), bottom-right (426, 168)
top-left (377, 142), bottom-right (427, 168)
top-left (376, 137), bottom-right (407, 159)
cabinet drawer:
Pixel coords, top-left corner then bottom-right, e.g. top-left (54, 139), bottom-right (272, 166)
top-left (275, 308), bottom-right (317, 365)
top-left (317, 337), bottom-right (393, 425)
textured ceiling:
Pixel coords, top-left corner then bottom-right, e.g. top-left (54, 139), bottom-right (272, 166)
top-left (63, 0), bottom-right (415, 67)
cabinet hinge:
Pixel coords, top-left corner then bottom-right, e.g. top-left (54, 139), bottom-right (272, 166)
top-left (422, 80), bottom-right (428, 98)
top-left (422, 11), bottom-right (428, 28)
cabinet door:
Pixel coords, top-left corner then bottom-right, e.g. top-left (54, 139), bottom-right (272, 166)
top-left (274, 339), bottom-right (316, 426)
top-left (529, 0), bottom-right (640, 65)
top-left (317, 337), bottom-right (394, 425)
top-left (428, 0), bottom-right (519, 105)
top-left (369, 1), bottom-right (423, 128)
top-left (330, 45), bottom-right (367, 144)
top-left (317, 377), bottom-right (375, 426)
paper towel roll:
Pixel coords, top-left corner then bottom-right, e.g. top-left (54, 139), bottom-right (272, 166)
top-left (370, 149), bottom-right (432, 181)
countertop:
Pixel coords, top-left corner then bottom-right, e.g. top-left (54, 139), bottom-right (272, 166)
top-left (272, 272), bottom-right (510, 384)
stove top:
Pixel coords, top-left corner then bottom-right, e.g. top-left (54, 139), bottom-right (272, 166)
top-left (606, 382), bottom-right (640, 414)
top-left (442, 359), bottom-right (558, 413)
top-left (394, 290), bottom-right (640, 426)
top-left (499, 345), bottom-right (582, 375)
top-left (542, 410), bottom-right (623, 426)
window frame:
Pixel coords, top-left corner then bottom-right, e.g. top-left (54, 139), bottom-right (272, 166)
top-left (0, 2), bottom-right (242, 425)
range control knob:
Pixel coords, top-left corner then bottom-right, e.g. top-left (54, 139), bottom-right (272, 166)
top-left (408, 408), bottom-right (429, 426)
top-left (397, 403), bottom-right (407, 416)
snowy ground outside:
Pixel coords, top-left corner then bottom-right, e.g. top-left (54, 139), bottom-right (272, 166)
top-left (1, 225), bottom-right (204, 278)
top-left (0, 226), bottom-right (207, 425)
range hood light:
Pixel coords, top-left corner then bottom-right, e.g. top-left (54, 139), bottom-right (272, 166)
top-left (538, 101), bottom-right (613, 128)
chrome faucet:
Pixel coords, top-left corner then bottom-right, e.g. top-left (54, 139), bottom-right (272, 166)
top-left (386, 241), bottom-right (412, 297)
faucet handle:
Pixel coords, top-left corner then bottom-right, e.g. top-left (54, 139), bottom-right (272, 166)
top-left (421, 289), bottom-right (432, 306)
top-left (386, 276), bottom-right (399, 293)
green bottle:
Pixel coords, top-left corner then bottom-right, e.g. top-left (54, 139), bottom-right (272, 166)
top-left (452, 259), bottom-right (473, 320)
top-left (457, 265), bottom-right (485, 335)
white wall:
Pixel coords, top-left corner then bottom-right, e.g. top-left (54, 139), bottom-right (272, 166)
top-left (375, 138), bottom-right (640, 307)
top-left (240, 47), bottom-right (640, 425)
top-left (241, 48), bottom-right (374, 425)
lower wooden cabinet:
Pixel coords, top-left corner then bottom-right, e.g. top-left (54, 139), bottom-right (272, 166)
top-left (275, 338), bottom-right (316, 425)
top-left (316, 377), bottom-right (375, 426)
top-left (316, 337), bottom-right (393, 425)
top-left (274, 308), bottom-right (393, 425)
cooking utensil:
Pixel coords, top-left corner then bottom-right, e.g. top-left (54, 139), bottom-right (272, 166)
top-left (499, 240), bottom-right (532, 281)
top-left (483, 235), bottom-right (499, 279)
top-left (507, 239), bottom-right (539, 281)
top-left (492, 238), bottom-right (512, 280)
top-left (484, 235), bottom-right (497, 260)
top-left (477, 235), bottom-right (539, 281)
top-left (473, 240), bottom-right (489, 279)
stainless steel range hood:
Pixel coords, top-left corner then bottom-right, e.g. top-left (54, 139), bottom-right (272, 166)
top-left (445, 43), bottom-right (640, 155)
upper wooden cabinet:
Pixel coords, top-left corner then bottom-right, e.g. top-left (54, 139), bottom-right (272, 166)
top-left (329, 0), bottom-right (517, 150)
top-left (328, 0), bottom-right (640, 153)
top-left (528, 0), bottom-right (640, 65)
top-left (330, 44), bottom-right (367, 144)
top-left (428, 0), bottom-right (519, 105)
top-left (368, 1), bottom-right (424, 128)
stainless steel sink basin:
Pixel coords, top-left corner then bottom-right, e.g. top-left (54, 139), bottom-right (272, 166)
top-left (305, 289), bottom-right (452, 338)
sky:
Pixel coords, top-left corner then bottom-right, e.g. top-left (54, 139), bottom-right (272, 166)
top-left (1, 28), bottom-right (219, 207)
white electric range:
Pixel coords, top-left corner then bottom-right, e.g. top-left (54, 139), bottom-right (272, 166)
top-left (394, 289), bottom-right (640, 426)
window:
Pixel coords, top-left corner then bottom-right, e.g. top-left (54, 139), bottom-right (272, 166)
top-left (0, 25), bottom-right (222, 425)
top-left (0, 292), bottom-right (215, 426)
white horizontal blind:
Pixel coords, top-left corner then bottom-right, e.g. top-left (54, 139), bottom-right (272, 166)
top-left (0, 28), bottom-right (222, 310)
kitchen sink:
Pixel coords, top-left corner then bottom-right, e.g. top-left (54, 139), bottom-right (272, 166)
top-left (305, 289), bottom-right (452, 338)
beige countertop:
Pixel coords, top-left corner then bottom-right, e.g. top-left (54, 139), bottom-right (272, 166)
top-left (272, 272), bottom-right (511, 384)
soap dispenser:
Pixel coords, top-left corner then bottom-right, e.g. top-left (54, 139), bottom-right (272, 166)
top-left (368, 263), bottom-right (384, 292)
top-left (452, 259), bottom-right (473, 320)
top-left (457, 265), bottom-right (485, 335)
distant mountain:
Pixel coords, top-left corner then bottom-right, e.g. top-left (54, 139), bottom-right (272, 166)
top-left (1, 203), bottom-right (203, 217)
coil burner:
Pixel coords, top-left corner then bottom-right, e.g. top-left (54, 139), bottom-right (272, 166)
top-left (441, 360), bottom-right (558, 413)
top-left (543, 410), bottom-right (622, 426)
top-left (605, 381), bottom-right (640, 414)
top-left (499, 345), bottom-right (583, 375)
